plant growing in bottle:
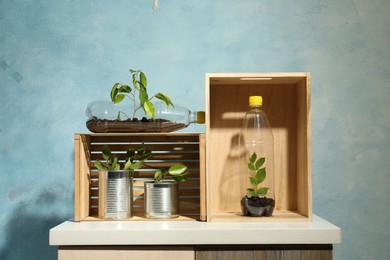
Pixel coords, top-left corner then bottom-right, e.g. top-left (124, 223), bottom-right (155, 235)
top-left (240, 152), bottom-right (275, 217)
top-left (110, 69), bottom-right (173, 121)
top-left (86, 68), bottom-right (206, 133)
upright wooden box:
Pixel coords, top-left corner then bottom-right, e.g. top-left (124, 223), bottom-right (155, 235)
top-left (74, 133), bottom-right (206, 221)
top-left (205, 72), bottom-right (312, 221)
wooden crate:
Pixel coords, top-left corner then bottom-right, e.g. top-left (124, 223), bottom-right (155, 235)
top-left (205, 72), bottom-right (312, 221)
top-left (74, 133), bottom-right (206, 221)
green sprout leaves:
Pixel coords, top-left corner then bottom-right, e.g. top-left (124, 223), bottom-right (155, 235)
top-left (111, 83), bottom-right (131, 104)
top-left (155, 92), bottom-right (173, 107)
top-left (110, 69), bottom-right (173, 120)
top-left (153, 164), bottom-right (190, 183)
top-left (94, 144), bottom-right (152, 171)
top-left (246, 152), bottom-right (269, 197)
top-left (94, 144), bottom-right (190, 184)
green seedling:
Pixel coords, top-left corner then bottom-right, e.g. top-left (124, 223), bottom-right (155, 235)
top-left (246, 152), bottom-right (269, 197)
top-left (110, 69), bottom-right (173, 120)
top-left (95, 144), bottom-right (190, 183)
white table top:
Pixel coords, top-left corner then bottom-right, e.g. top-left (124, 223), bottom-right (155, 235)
top-left (49, 215), bottom-right (341, 246)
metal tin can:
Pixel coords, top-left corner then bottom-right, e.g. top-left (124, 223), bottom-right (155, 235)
top-left (144, 181), bottom-right (178, 218)
top-left (98, 170), bottom-right (133, 219)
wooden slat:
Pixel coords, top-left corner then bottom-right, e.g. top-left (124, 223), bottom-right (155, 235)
top-left (90, 143), bottom-right (200, 152)
top-left (89, 133), bottom-right (200, 143)
top-left (90, 160), bottom-right (200, 169)
top-left (199, 133), bottom-right (207, 221)
top-left (74, 134), bottom-right (91, 221)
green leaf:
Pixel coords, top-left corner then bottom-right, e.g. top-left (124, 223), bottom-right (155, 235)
top-left (113, 94), bottom-right (125, 104)
top-left (123, 159), bottom-right (132, 170)
top-left (129, 161), bottom-right (143, 170)
top-left (111, 154), bottom-right (118, 164)
top-left (109, 156), bottom-right (119, 170)
top-left (113, 163), bottom-right (120, 171)
top-left (154, 170), bottom-right (163, 182)
top-left (116, 111), bottom-right (121, 120)
top-left (249, 176), bottom-right (259, 186)
top-left (168, 164), bottom-right (188, 175)
top-left (155, 93), bottom-right (174, 107)
top-left (118, 84), bottom-right (131, 93)
top-left (94, 160), bottom-right (107, 171)
top-left (256, 187), bottom-right (269, 196)
top-left (247, 163), bottom-right (256, 171)
top-left (255, 157), bottom-right (265, 170)
top-left (172, 172), bottom-right (191, 182)
top-left (138, 151), bottom-right (151, 161)
top-left (132, 74), bottom-right (139, 91)
top-left (102, 145), bottom-right (111, 160)
top-left (140, 71), bottom-right (147, 88)
top-left (246, 188), bottom-right (256, 196)
top-left (126, 146), bottom-right (135, 161)
top-left (111, 83), bottom-right (120, 101)
top-left (139, 87), bottom-right (148, 106)
top-left (256, 168), bottom-right (266, 183)
top-left (137, 144), bottom-right (152, 161)
top-left (249, 152), bottom-right (257, 164)
top-left (143, 100), bottom-right (155, 119)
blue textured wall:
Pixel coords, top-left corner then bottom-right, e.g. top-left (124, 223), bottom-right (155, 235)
top-left (1, 1), bottom-right (389, 259)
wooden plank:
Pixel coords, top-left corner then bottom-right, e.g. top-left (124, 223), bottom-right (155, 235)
top-left (196, 244), bottom-right (332, 260)
top-left (89, 133), bottom-right (200, 143)
top-left (90, 143), bottom-right (200, 152)
top-left (74, 135), bottom-right (81, 221)
top-left (199, 133), bottom-right (207, 221)
top-left (74, 134), bottom-right (91, 221)
top-left (207, 211), bottom-right (311, 222)
top-left (59, 246), bottom-right (195, 260)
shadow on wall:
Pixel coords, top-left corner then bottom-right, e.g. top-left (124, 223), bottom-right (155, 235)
top-left (0, 189), bottom-right (69, 260)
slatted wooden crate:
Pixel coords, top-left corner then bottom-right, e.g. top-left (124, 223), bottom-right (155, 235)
top-left (205, 72), bottom-right (312, 222)
top-left (74, 133), bottom-right (206, 221)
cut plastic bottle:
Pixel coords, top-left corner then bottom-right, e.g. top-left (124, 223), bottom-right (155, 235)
top-left (86, 100), bottom-right (205, 133)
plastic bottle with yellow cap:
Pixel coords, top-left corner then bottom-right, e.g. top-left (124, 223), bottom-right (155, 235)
top-left (239, 95), bottom-right (275, 217)
top-left (153, 101), bottom-right (205, 128)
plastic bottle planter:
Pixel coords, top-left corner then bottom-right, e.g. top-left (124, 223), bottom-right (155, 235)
top-left (239, 96), bottom-right (275, 217)
top-left (144, 181), bottom-right (178, 219)
top-left (240, 196), bottom-right (275, 217)
top-left (86, 101), bottom-right (205, 133)
top-left (98, 170), bottom-right (133, 219)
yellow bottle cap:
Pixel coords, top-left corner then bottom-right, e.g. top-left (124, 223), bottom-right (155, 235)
top-left (249, 96), bottom-right (263, 106)
top-left (196, 111), bottom-right (205, 124)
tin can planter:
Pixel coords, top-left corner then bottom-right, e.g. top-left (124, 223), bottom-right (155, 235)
top-left (144, 181), bottom-right (178, 219)
top-left (98, 170), bottom-right (133, 219)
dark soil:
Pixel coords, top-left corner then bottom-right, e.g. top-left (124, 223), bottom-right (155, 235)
top-left (88, 116), bottom-right (155, 123)
top-left (86, 117), bottom-right (186, 133)
top-left (241, 196), bottom-right (275, 217)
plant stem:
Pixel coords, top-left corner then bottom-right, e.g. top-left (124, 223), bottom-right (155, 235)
top-left (132, 91), bottom-right (137, 119)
